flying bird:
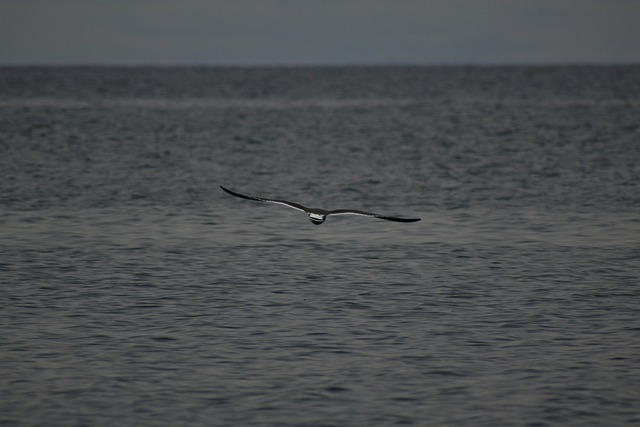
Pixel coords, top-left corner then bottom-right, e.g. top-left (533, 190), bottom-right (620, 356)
top-left (220, 186), bottom-right (421, 225)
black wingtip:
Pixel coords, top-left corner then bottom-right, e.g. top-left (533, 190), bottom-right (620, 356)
top-left (220, 185), bottom-right (266, 203)
top-left (388, 217), bottom-right (421, 223)
top-left (374, 214), bottom-right (421, 222)
top-left (220, 185), bottom-right (242, 198)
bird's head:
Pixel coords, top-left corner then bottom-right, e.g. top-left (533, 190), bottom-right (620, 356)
top-left (308, 213), bottom-right (326, 225)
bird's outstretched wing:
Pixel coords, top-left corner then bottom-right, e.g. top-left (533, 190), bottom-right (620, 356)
top-left (328, 209), bottom-right (421, 222)
top-left (220, 186), bottom-right (308, 212)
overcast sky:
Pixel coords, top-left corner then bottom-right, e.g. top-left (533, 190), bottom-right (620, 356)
top-left (1, 0), bottom-right (638, 65)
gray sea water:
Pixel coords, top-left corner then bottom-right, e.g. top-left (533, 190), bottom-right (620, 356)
top-left (1, 65), bottom-right (639, 426)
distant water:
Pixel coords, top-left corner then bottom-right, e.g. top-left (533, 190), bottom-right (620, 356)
top-left (1, 65), bottom-right (639, 426)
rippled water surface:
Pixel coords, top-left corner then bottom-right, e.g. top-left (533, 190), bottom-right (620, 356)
top-left (1, 66), bottom-right (640, 426)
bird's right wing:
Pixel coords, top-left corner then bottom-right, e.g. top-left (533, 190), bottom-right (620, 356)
top-left (328, 209), bottom-right (421, 222)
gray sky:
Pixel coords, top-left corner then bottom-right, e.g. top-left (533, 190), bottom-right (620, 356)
top-left (1, 0), bottom-right (638, 65)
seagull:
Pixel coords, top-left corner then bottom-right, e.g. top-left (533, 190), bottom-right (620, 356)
top-left (220, 186), bottom-right (421, 225)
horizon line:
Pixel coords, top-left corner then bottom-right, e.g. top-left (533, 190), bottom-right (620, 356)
top-left (2, 61), bottom-right (639, 68)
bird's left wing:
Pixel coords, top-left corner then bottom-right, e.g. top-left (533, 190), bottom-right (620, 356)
top-left (220, 186), bottom-right (308, 212)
